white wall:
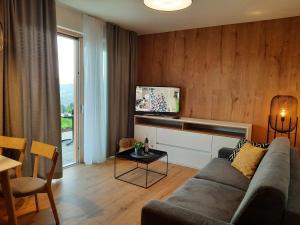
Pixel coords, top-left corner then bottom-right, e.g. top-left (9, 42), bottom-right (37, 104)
top-left (56, 3), bottom-right (83, 32)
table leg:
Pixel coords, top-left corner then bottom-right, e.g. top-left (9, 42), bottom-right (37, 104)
top-left (145, 164), bottom-right (148, 188)
top-left (0, 170), bottom-right (18, 225)
top-left (166, 154), bottom-right (169, 175)
top-left (114, 156), bottom-right (117, 178)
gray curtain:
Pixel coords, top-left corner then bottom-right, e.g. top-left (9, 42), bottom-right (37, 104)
top-left (0, 1), bottom-right (3, 132)
top-left (106, 23), bottom-right (137, 156)
top-left (0, 0), bottom-right (62, 178)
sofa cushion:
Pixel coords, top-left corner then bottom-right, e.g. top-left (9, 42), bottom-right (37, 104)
top-left (231, 143), bottom-right (267, 179)
top-left (194, 158), bottom-right (250, 191)
top-left (228, 137), bottom-right (270, 162)
top-left (166, 178), bottom-right (245, 223)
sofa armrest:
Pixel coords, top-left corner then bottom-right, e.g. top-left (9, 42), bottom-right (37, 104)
top-left (218, 147), bottom-right (235, 159)
top-left (141, 200), bottom-right (231, 225)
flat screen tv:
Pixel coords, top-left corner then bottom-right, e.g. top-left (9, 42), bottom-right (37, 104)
top-left (135, 86), bottom-right (180, 115)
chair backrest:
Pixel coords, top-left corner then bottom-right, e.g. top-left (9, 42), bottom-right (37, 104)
top-left (119, 138), bottom-right (136, 152)
top-left (0, 135), bottom-right (27, 177)
top-left (31, 141), bottom-right (58, 184)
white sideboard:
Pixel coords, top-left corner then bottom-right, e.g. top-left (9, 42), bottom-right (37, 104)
top-left (134, 115), bottom-right (252, 169)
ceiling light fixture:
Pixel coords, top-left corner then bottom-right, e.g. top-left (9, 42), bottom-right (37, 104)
top-left (144, 0), bottom-right (192, 11)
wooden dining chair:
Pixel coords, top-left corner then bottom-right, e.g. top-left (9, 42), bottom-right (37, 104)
top-left (0, 135), bottom-right (27, 178)
top-left (7, 141), bottom-right (60, 225)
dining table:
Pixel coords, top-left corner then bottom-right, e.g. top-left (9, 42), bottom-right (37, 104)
top-left (0, 155), bottom-right (21, 225)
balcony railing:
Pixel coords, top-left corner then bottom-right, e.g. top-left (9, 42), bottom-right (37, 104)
top-left (61, 113), bottom-right (75, 166)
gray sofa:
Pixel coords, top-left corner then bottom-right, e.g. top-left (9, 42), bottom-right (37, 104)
top-left (141, 137), bottom-right (300, 225)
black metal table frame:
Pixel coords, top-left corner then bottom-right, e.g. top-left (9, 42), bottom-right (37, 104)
top-left (114, 153), bottom-right (168, 189)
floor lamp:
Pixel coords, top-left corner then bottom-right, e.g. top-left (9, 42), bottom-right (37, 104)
top-left (267, 95), bottom-right (298, 146)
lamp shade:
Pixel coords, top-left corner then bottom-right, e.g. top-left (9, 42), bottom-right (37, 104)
top-left (269, 95), bottom-right (298, 132)
top-left (144, 0), bottom-right (192, 11)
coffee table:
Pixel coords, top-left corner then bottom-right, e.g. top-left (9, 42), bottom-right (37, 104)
top-left (114, 148), bottom-right (168, 188)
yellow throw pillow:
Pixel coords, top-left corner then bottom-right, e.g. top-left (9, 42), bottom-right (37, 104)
top-left (231, 143), bottom-right (267, 179)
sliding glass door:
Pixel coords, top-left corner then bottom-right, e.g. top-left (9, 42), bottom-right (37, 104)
top-left (57, 34), bottom-right (79, 167)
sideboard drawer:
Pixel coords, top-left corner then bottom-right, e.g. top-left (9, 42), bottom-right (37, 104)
top-left (157, 128), bottom-right (212, 153)
top-left (134, 124), bottom-right (157, 149)
top-left (211, 136), bottom-right (239, 158)
top-left (157, 144), bottom-right (211, 169)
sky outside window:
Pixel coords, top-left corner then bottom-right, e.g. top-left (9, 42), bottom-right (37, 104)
top-left (57, 35), bottom-right (76, 85)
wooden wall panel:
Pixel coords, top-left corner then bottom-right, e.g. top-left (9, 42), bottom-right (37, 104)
top-left (137, 16), bottom-right (300, 146)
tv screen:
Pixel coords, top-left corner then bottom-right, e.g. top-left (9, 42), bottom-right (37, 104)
top-left (135, 86), bottom-right (180, 114)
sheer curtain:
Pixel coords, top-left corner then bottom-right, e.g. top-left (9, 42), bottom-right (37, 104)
top-left (83, 15), bottom-right (107, 164)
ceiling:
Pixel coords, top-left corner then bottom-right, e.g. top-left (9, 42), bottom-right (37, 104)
top-left (57, 0), bottom-right (300, 35)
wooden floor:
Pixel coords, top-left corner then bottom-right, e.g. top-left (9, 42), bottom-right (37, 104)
top-left (0, 159), bottom-right (197, 225)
